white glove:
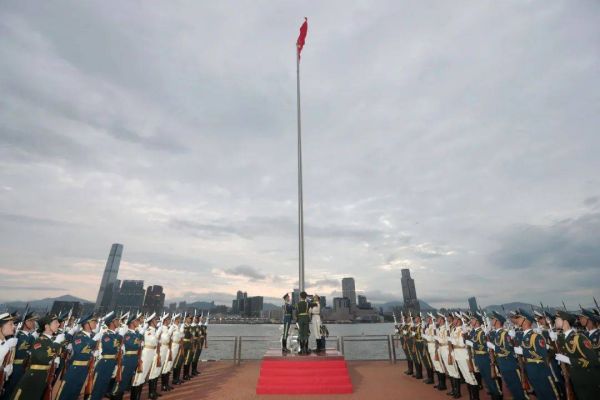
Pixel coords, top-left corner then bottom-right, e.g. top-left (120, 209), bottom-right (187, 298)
top-left (6, 337), bottom-right (18, 349)
top-left (410, 332), bottom-right (415, 337)
top-left (555, 354), bottom-right (571, 364)
top-left (461, 325), bottom-right (468, 333)
top-left (54, 334), bottom-right (66, 344)
top-left (0, 344), bottom-right (10, 361)
top-left (93, 332), bottom-right (103, 341)
top-left (465, 340), bottom-right (474, 347)
top-left (68, 325), bottom-right (80, 335)
top-left (32, 332), bottom-right (39, 339)
top-left (486, 342), bottom-right (496, 351)
top-left (191, 322), bottom-right (197, 327)
top-left (514, 346), bottom-right (523, 355)
top-left (549, 331), bottom-right (558, 341)
top-left (93, 350), bottom-right (100, 358)
top-left (54, 356), bottom-right (61, 367)
top-left (4, 363), bottom-right (13, 377)
top-left (508, 329), bottom-right (516, 338)
top-left (118, 326), bottom-right (128, 336)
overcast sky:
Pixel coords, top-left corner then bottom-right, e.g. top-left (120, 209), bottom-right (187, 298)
top-left (1, 1), bottom-right (599, 308)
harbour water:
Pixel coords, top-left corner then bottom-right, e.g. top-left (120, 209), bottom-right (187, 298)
top-left (201, 323), bottom-right (406, 361)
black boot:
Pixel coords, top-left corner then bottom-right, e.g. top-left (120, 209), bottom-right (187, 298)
top-left (165, 373), bottom-right (173, 390)
top-left (129, 385), bottom-right (137, 400)
top-left (161, 374), bottom-right (168, 392)
top-left (172, 367), bottom-right (181, 384)
top-left (471, 385), bottom-right (480, 400)
top-left (447, 376), bottom-right (456, 396)
top-left (282, 338), bottom-right (288, 352)
top-left (454, 378), bottom-right (462, 398)
top-left (183, 364), bottom-right (190, 380)
top-left (437, 373), bottom-right (447, 391)
top-left (414, 362), bottom-right (423, 379)
top-left (424, 367), bottom-right (434, 384)
top-left (405, 359), bottom-right (414, 375)
top-left (475, 372), bottom-right (483, 390)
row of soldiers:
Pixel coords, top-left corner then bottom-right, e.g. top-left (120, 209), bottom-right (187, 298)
top-left (0, 309), bottom-right (208, 400)
top-left (395, 307), bottom-right (599, 400)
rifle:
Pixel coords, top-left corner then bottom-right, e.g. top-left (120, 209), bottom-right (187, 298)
top-left (0, 346), bottom-right (15, 395)
top-left (115, 336), bottom-right (123, 383)
top-left (84, 341), bottom-right (99, 398)
top-left (42, 355), bottom-right (57, 400)
top-left (480, 308), bottom-right (498, 379)
top-left (594, 297), bottom-right (599, 313)
top-left (545, 310), bottom-right (575, 399)
top-left (445, 316), bottom-right (454, 365)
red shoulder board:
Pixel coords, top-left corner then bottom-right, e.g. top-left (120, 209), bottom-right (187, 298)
top-left (539, 337), bottom-right (545, 348)
top-left (75, 339), bottom-right (82, 345)
top-left (125, 335), bottom-right (130, 341)
top-left (33, 343), bottom-right (42, 350)
top-left (104, 336), bottom-right (110, 342)
top-left (583, 339), bottom-right (592, 349)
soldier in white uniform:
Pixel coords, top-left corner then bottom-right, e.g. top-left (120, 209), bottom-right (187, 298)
top-left (169, 315), bottom-right (184, 385)
top-left (436, 313), bottom-right (461, 398)
top-left (309, 295), bottom-right (322, 352)
top-left (450, 312), bottom-right (478, 399)
top-left (425, 313), bottom-right (447, 391)
top-left (158, 314), bottom-right (173, 392)
top-left (132, 313), bottom-right (160, 399)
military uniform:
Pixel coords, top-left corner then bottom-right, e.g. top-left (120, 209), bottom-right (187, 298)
top-left (295, 296), bottom-right (310, 355)
top-left (281, 296), bottom-right (293, 352)
top-left (158, 318), bottom-right (173, 391)
top-left (111, 318), bottom-right (142, 400)
top-left (181, 319), bottom-right (193, 380)
top-left (400, 321), bottom-right (413, 375)
top-left (425, 317), bottom-right (446, 391)
top-left (10, 331), bottom-right (63, 400)
top-left (1, 326), bottom-right (35, 400)
top-left (132, 316), bottom-right (159, 399)
top-left (56, 326), bottom-right (97, 400)
top-left (468, 321), bottom-right (501, 400)
top-left (170, 320), bottom-right (184, 385)
top-left (191, 320), bottom-right (200, 376)
top-left (450, 318), bottom-right (477, 398)
top-left (91, 324), bottom-right (121, 400)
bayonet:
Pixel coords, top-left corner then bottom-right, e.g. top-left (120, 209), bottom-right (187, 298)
top-left (562, 300), bottom-right (567, 311)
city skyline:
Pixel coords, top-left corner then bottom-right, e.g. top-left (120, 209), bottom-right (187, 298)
top-left (1, 2), bottom-right (599, 308)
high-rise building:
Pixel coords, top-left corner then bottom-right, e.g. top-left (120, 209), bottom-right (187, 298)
top-left (333, 297), bottom-right (351, 311)
top-left (246, 296), bottom-right (263, 317)
top-left (401, 269), bottom-right (420, 313)
top-left (95, 244), bottom-right (124, 313)
top-left (51, 301), bottom-right (83, 318)
top-left (115, 280), bottom-right (145, 313)
top-left (342, 278), bottom-right (357, 307)
top-left (468, 297), bottom-right (478, 313)
top-left (292, 288), bottom-right (300, 305)
top-left (357, 295), bottom-right (372, 309)
top-left (168, 303), bottom-right (177, 313)
top-left (320, 296), bottom-right (327, 309)
top-left (143, 285), bottom-right (165, 314)
top-left (232, 290), bottom-right (248, 315)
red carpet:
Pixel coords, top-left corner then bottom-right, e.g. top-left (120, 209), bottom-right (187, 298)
top-left (256, 350), bottom-right (353, 395)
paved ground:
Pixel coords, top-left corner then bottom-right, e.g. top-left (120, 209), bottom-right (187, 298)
top-left (129, 361), bottom-right (500, 400)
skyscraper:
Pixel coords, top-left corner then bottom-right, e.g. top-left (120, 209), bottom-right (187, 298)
top-left (95, 243), bottom-right (123, 313)
top-left (401, 269), bottom-right (420, 313)
top-left (468, 297), bottom-right (478, 313)
top-left (115, 280), bottom-right (145, 313)
top-left (143, 285), bottom-right (165, 314)
top-left (342, 278), bottom-right (356, 307)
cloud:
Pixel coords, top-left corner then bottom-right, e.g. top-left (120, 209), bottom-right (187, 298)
top-left (223, 265), bottom-right (266, 281)
top-left (490, 212), bottom-right (600, 271)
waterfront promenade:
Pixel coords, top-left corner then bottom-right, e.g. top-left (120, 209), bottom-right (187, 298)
top-left (125, 361), bottom-right (497, 400)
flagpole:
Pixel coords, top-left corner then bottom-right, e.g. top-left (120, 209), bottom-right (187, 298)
top-left (296, 49), bottom-right (305, 293)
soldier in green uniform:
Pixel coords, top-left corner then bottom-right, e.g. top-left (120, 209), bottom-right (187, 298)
top-left (414, 315), bottom-right (434, 384)
top-left (10, 313), bottom-right (66, 400)
top-left (405, 315), bottom-right (416, 377)
top-left (555, 310), bottom-right (600, 400)
top-left (578, 308), bottom-right (600, 355)
top-left (182, 314), bottom-right (193, 380)
top-left (191, 316), bottom-right (200, 377)
top-left (295, 292), bottom-right (310, 355)
top-left (399, 315), bottom-right (413, 376)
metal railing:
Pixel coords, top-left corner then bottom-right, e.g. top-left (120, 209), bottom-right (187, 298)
top-left (203, 334), bottom-right (406, 365)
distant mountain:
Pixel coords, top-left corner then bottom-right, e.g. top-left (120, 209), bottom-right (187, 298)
top-left (262, 303), bottom-right (280, 311)
top-left (374, 300), bottom-right (435, 312)
top-left (0, 295), bottom-right (93, 311)
top-left (185, 301), bottom-right (216, 310)
top-left (483, 302), bottom-right (557, 314)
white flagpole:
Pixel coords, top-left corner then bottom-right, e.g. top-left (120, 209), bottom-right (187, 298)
top-left (296, 48), bottom-right (305, 293)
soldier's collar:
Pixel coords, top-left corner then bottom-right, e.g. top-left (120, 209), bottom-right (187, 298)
top-left (564, 328), bottom-right (574, 338)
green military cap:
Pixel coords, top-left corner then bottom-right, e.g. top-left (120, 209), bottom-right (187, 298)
top-left (556, 310), bottom-right (576, 325)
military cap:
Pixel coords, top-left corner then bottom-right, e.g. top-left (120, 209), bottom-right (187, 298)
top-left (515, 308), bottom-right (535, 323)
top-left (490, 310), bottom-right (506, 325)
top-left (534, 310), bottom-right (545, 319)
top-left (470, 312), bottom-right (483, 324)
top-left (556, 310), bottom-right (577, 325)
top-left (79, 313), bottom-right (97, 326)
top-left (38, 313), bottom-right (59, 328)
top-left (0, 312), bottom-right (16, 326)
top-left (543, 310), bottom-right (555, 323)
top-left (23, 311), bottom-right (38, 322)
top-left (127, 313), bottom-right (138, 325)
top-left (283, 293), bottom-right (290, 299)
top-left (172, 313), bottom-right (181, 320)
top-left (146, 312), bottom-right (157, 322)
top-left (57, 310), bottom-right (70, 323)
top-left (581, 309), bottom-right (600, 324)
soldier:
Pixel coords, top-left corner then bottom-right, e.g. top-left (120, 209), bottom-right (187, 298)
top-left (0, 313), bottom-right (18, 399)
top-left (91, 312), bottom-right (122, 400)
top-left (533, 310), bottom-right (565, 397)
top-left (295, 292), bottom-right (310, 355)
top-left (425, 313), bottom-right (447, 391)
top-left (555, 309), bottom-right (600, 400)
top-left (310, 295), bottom-right (322, 353)
top-left (181, 314), bottom-right (193, 380)
top-left (468, 313), bottom-right (501, 400)
top-left (132, 313), bottom-right (159, 399)
top-left (109, 313), bottom-right (142, 400)
top-left (413, 314), bottom-right (433, 383)
top-left (281, 294), bottom-right (293, 353)
top-left (199, 322), bottom-right (208, 361)
top-left (56, 314), bottom-right (102, 400)
top-left (158, 313), bottom-right (173, 392)
top-left (191, 315), bottom-right (201, 377)
top-left (488, 311), bottom-right (529, 400)
top-left (400, 314), bottom-right (414, 376)
top-left (450, 312), bottom-right (478, 399)
top-left (437, 313), bottom-right (461, 398)
top-left (513, 308), bottom-right (559, 399)
top-left (1, 312), bottom-right (36, 400)
top-left (578, 308), bottom-right (599, 352)
top-left (170, 314), bottom-right (184, 386)
top-left (10, 313), bottom-right (66, 400)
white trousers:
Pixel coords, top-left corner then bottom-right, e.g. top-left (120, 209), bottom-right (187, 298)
top-left (454, 348), bottom-right (477, 385)
top-left (439, 346), bottom-right (460, 378)
top-left (132, 348), bottom-right (156, 386)
top-left (427, 342), bottom-right (444, 373)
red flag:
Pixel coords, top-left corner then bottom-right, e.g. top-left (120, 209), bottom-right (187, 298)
top-left (296, 17), bottom-right (308, 59)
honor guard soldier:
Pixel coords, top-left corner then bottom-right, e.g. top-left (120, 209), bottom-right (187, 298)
top-left (281, 294), bottom-right (293, 353)
top-left (468, 313), bottom-right (501, 400)
top-left (181, 314), bottom-right (193, 381)
top-left (10, 313), bottom-right (66, 400)
top-left (1, 312), bottom-right (36, 400)
top-left (533, 310), bottom-right (565, 397)
top-left (450, 312), bottom-right (478, 399)
top-left (132, 313), bottom-right (158, 399)
top-left (199, 322), bottom-right (208, 361)
top-left (578, 308), bottom-right (600, 353)
top-left (158, 313), bottom-right (173, 392)
top-left (53, 311), bottom-right (71, 385)
top-left (400, 315), bottom-right (413, 376)
top-left (426, 313), bottom-right (447, 391)
top-left (555, 310), bottom-right (600, 400)
top-left (413, 314), bottom-right (432, 383)
top-left (513, 308), bottom-right (559, 399)
top-left (191, 315), bottom-right (201, 377)
top-left (170, 315), bottom-right (184, 386)
top-left (295, 292), bottom-right (310, 355)
top-left (0, 313), bottom-right (18, 399)
top-left (437, 313), bottom-right (461, 398)
top-left (56, 314), bottom-right (101, 400)
top-left (110, 313), bottom-right (142, 400)
top-left (91, 312), bottom-right (121, 400)
top-left (406, 314), bottom-right (418, 378)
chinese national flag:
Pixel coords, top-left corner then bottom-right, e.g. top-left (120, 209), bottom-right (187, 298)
top-left (296, 18), bottom-right (308, 59)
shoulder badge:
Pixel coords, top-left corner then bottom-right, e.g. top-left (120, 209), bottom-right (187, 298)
top-left (583, 339), bottom-right (592, 349)
top-left (75, 339), bottom-right (82, 345)
top-left (104, 336), bottom-right (110, 342)
top-left (33, 343), bottom-right (42, 350)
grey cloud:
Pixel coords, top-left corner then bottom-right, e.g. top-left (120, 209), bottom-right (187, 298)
top-left (0, 212), bottom-right (79, 228)
top-left (223, 265), bottom-right (266, 281)
top-left (584, 196), bottom-right (599, 207)
top-left (490, 212), bottom-right (600, 270)
top-left (309, 279), bottom-right (340, 287)
top-left (0, 285), bottom-right (67, 291)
